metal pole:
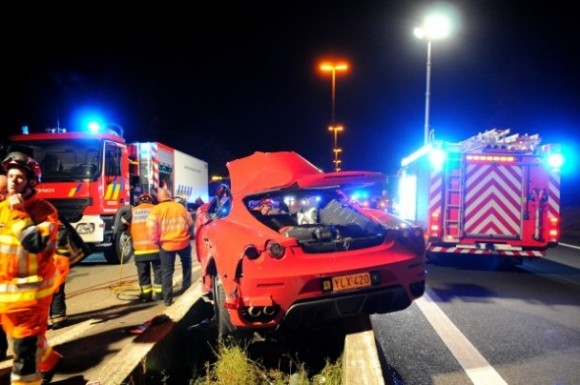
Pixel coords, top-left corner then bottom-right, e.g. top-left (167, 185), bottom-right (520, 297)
top-left (424, 40), bottom-right (432, 145)
top-left (331, 69), bottom-right (337, 171)
top-left (331, 69), bottom-right (336, 125)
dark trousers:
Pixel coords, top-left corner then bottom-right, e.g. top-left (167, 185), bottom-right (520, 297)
top-left (50, 283), bottom-right (67, 323)
top-left (0, 326), bottom-right (7, 357)
top-left (159, 243), bottom-right (192, 303)
top-left (136, 259), bottom-right (162, 295)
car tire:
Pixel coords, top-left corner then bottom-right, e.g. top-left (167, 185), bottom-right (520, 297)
top-left (212, 275), bottom-right (253, 345)
top-left (212, 275), bottom-right (235, 344)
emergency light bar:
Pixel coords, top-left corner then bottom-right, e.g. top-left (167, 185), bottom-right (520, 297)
top-left (465, 155), bottom-right (515, 163)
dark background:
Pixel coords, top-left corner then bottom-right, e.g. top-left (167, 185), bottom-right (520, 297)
top-left (2, 1), bottom-right (578, 204)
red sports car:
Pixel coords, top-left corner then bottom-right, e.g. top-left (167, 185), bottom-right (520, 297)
top-left (195, 151), bottom-right (425, 340)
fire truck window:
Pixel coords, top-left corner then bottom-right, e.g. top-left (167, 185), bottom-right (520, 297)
top-left (105, 147), bottom-right (121, 176)
top-left (41, 153), bottom-right (62, 174)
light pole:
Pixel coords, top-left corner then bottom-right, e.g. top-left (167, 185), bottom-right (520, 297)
top-left (320, 61), bottom-right (348, 171)
top-left (328, 126), bottom-right (344, 171)
top-left (414, 12), bottom-right (452, 145)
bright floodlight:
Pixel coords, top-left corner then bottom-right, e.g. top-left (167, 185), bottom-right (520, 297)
top-left (414, 13), bottom-right (452, 40)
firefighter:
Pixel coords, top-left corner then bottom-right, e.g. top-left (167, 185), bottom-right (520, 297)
top-left (0, 152), bottom-right (63, 385)
top-left (146, 188), bottom-right (193, 306)
top-left (122, 193), bottom-right (162, 302)
top-left (0, 175), bottom-right (9, 361)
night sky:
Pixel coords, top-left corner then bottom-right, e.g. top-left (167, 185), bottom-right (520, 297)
top-left (3, 1), bottom-right (579, 205)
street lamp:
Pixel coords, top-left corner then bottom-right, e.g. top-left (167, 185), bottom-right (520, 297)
top-left (414, 12), bottom-right (452, 145)
top-left (320, 61), bottom-right (348, 171)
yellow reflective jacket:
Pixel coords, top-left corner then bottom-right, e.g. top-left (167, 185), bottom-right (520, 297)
top-left (130, 202), bottom-right (159, 257)
top-left (146, 199), bottom-right (193, 251)
top-left (0, 194), bottom-right (58, 312)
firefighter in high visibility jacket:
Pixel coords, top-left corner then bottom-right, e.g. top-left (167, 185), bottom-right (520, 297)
top-left (0, 152), bottom-right (63, 385)
top-left (146, 188), bottom-right (193, 306)
top-left (121, 193), bottom-right (162, 302)
top-left (0, 174), bottom-right (9, 361)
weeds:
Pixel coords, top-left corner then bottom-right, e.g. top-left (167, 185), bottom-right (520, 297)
top-left (193, 338), bottom-right (343, 385)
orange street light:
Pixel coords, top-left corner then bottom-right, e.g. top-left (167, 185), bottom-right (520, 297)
top-left (319, 62), bottom-right (348, 124)
top-left (329, 125), bottom-right (344, 172)
top-left (320, 61), bottom-right (348, 171)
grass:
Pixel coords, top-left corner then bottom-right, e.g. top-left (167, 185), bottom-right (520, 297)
top-left (192, 337), bottom-right (343, 385)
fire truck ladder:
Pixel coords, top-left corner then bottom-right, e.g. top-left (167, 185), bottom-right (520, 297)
top-left (443, 145), bottom-right (463, 239)
top-left (459, 128), bottom-right (541, 153)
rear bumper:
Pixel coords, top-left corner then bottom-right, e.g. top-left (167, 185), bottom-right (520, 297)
top-left (280, 283), bottom-right (423, 330)
top-left (428, 244), bottom-right (545, 257)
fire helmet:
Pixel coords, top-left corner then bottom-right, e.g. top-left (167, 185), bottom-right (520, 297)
top-left (137, 193), bottom-right (155, 205)
top-left (2, 151), bottom-right (42, 185)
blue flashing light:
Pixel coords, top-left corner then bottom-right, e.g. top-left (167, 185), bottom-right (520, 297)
top-left (547, 153), bottom-right (564, 171)
top-left (429, 148), bottom-right (446, 171)
top-left (87, 121), bottom-right (102, 134)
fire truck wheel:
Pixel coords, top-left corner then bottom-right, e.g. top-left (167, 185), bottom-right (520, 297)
top-left (104, 206), bottom-right (134, 264)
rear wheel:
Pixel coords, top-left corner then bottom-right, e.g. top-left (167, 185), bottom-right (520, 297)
top-left (212, 275), bottom-right (253, 345)
top-left (212, 275), bottom-right (234, 343)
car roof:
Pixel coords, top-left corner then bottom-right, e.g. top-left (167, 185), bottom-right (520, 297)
top-left (228, 151), bottom-right (385, 196)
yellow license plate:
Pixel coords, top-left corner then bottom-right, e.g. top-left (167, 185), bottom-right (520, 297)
top-left (327, 272), bottom-right (372, 292)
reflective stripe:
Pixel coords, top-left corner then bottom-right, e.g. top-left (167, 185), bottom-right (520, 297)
top-left (11, 216), bottom-right (34, 235)
top-left (0, 282), bottom-right (55, 303)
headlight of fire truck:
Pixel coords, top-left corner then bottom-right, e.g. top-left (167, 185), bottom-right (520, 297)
top-left (73, 215), bottom-right (106, 243)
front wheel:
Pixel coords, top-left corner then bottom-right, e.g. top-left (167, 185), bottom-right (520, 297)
top-left (103, 206), bottom-right (133, 264)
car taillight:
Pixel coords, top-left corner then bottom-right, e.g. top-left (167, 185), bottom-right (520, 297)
top-left (244, 245), bottom-right (260, 260)
top-left (267, 241), bottom-right (285, 259)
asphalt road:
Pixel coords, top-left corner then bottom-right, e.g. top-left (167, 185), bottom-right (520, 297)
top-left (372, 241), bottom-right (580, 385)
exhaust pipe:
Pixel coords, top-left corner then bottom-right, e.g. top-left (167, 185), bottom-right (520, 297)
top-left (263, 306), bottom-right (276, 316)
top-left (247, 306), bottom-right (262, 317)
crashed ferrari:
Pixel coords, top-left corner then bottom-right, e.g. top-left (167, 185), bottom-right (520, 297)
top-left (195, 151), bottom-right (425, 339)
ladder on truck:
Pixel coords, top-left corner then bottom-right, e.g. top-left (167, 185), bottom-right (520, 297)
top-left (459, 128), bottom-right (541, 152)
top-left (442, 144), bottom-right (463, 240)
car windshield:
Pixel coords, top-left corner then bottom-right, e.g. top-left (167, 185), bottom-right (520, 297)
top-left (6, 139), bottom-right (102, 182)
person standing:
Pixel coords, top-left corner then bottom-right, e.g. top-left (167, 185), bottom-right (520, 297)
top-left (121, 193), bottom-right (162, 302)
top-left (146, 188), bottom-right (193, 306)
top-left (0, 152), bottom-right (62, 384)
top-left (0, 175), bottom-right (9, 360)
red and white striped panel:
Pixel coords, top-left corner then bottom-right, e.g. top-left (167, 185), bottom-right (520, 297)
top-left (463, 164), bottom-right (523, 238)
top-left (428, 169), bottom-right (442, 218)
top-left (548, 172), bottom-right (560, 219)
top-left (151, 143), bottom-right (159, 191)
top-left (429, 246), bottom-right (545, 257)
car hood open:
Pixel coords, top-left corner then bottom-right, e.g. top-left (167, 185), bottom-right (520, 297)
top-left (228, 151), bottom-right (385, 196)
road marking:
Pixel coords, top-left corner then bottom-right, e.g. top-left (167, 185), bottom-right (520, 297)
top-left (415, 292), bottom-right (508, 385)
top-left (559, 242), bottom-right (580, 250)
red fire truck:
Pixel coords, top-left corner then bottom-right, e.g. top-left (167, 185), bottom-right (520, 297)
top-left (2, 124), bottom-right (208, 264)
top-left (396, 129), bottom-right (563, 263)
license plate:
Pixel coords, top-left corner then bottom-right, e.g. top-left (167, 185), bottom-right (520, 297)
top-left (323, 272), bottom-right (372, 293)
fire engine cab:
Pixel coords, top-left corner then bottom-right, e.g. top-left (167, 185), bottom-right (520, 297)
top-left (397, 128), bottom-right (563, 263)
top-left (2, 124), bottom-right (208, 264)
